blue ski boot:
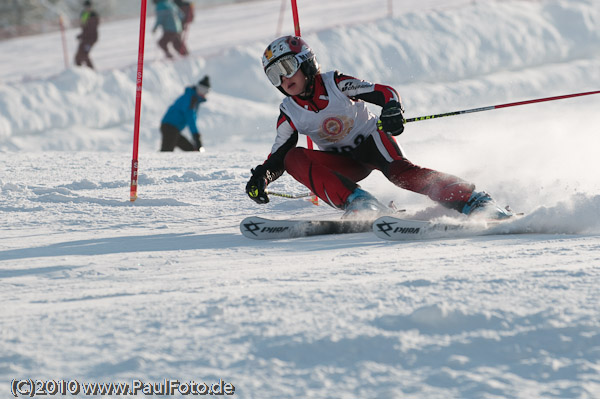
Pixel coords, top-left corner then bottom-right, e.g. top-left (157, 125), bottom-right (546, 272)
top-left (342, 188), bottom-right (388, 219)
top-left (462, 191), bottom-right (513, 220)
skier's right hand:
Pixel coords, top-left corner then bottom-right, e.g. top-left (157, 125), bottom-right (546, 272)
top-left (246, 168), bottom-right (269, 204)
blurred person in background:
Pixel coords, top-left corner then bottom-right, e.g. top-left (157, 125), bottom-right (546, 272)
top-left (74, 0), bottom-right (99, 69)
top-left (160, 76), bottom-right (210, 152)
top-left (174, 0), bottom-right (194, 41)
top-left (152, 0), bottom-right (188, 59)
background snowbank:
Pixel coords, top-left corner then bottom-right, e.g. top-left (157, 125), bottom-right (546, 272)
top-left (1, 0), bottom-right (599, 151)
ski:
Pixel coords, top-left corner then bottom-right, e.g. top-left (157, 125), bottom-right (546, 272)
top-left (372, 215), bottom-right (514, 241)
top-left (240, 216), bottom-right (373, 240)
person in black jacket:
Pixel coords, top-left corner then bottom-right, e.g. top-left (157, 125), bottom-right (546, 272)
top-left (74, 0), bottom-right (99, 69)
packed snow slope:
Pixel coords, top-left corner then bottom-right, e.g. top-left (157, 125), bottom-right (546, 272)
top-left (1, 0), bottom-right (600, 398)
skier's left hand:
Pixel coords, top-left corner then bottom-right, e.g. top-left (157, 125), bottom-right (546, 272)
top-left (379, 100), bottom-right (405, 136)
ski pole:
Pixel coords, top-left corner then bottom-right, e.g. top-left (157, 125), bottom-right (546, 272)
top-left (405, 90), bottom-right (600, 123)
top-left (266, 190), bottom-right (314, 199)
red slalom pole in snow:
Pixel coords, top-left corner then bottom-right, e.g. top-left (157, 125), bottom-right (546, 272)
top-left (290, 0), bottom-right (309, 152)
top-left (406, 90), bottom-right (600, 123)
top-left (290, 0), bottom-right (302, 36)
top-left (290, 0), bottom-right (318, 205)
top-left (276, 0), bottom-right (286, 37)
top-left (58, 15), bottom-right (69, 69)
top-left (130, 0), bottom-right (148, 202)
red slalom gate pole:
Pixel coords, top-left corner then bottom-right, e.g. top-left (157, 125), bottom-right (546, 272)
top-left (276, 0), bottom-right (286, 37)
top-left (58, 15), bottom-right (69, 69)
top-left (290, 0), bottom-right (301, 36)
top-left (290, 0), bottom-right (307, 151)
top-left (130, 0), bottom-right (148, 202)
top-left (406, 90), bottom-right (600, 123)
top-left (290, 0), bottom-right (318, 205)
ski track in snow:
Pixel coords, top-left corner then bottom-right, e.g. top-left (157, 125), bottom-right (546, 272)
top-left (1, 0), bottom-right (600, 398)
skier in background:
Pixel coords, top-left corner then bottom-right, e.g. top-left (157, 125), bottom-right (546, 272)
top-left (152, 0), bottom-right (188, 59)
top-left (160, 76), bottom-right (210, 152)
top-left (74, 0), bottom-right (99, 69)
top-left (245, 36), bottom-right (513, 219)
top-left (174, 0), bottom-right (194, 43)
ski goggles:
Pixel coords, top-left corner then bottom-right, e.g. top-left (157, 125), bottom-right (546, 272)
top-left (265, 55), bottom-right (301, 87)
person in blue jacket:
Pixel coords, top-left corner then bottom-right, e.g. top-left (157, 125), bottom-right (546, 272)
top-left (160, 76), bottom-right (210, 152)
top-left (152, 0), bottom-right (188, 58)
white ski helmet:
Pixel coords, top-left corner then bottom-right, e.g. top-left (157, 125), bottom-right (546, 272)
top-left (262, 36), bottom-right (319, 89)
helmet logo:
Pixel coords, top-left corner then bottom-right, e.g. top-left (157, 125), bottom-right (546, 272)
top-left (264, 48), bottom-right (274, 62)
top-left (287, 37), bottom-right (303, 53)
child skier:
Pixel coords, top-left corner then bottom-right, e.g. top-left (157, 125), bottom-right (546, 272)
top-left (245, 36), bottom-right (512, 219)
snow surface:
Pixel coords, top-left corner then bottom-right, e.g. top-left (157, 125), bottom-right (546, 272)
top-left (1, 0), bottom-right (600, 398)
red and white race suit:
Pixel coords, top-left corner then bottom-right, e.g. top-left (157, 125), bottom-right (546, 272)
top-left (257, 71), bottom-right (475, 211)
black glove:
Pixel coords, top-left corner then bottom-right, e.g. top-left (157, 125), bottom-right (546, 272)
top-left (245, 168), bottom-right (269, 204)
top-left (192, 134), bottom-right (202, 151)
top-left (379, 100), bottom-right (405, 136)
